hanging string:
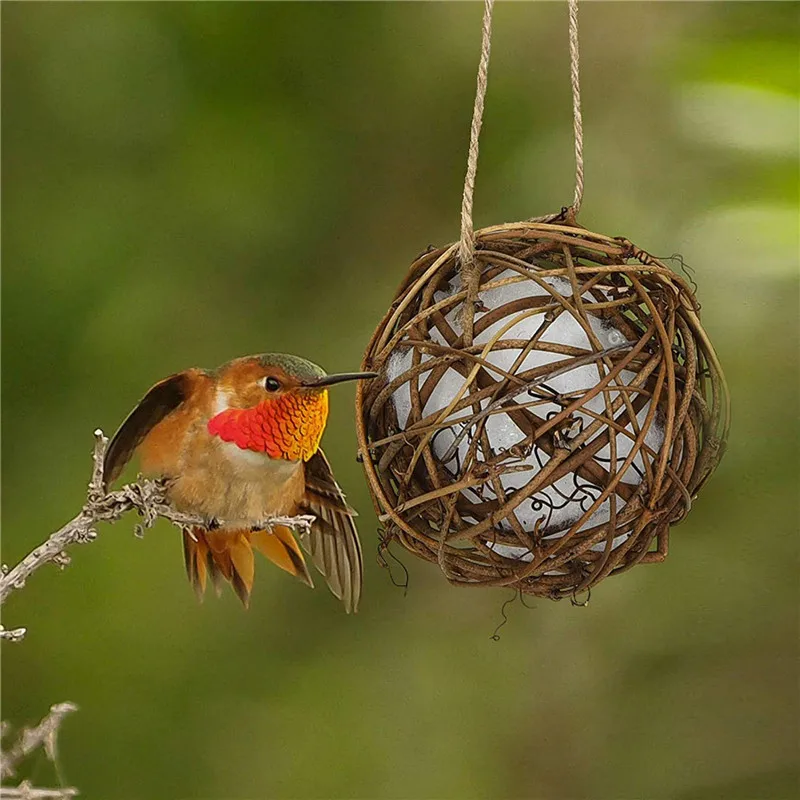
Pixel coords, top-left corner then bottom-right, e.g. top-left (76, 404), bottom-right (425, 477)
top-left (458, 0), bottom-right (494, 346)
top-left (567, 0), bottom-right (584, 215)
top-left (458, 0), bottom-right (586, 338)
top-left (458, 0), bottom-right (583, 245)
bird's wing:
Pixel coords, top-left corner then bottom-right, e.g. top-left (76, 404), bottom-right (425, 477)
top-left (299, 449), bottom-right (363, 613)
top-left (103, 371), bottom-right (192, 488)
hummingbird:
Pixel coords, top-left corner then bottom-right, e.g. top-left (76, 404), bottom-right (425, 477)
top-left (103, 354), bottom-right (377, 612)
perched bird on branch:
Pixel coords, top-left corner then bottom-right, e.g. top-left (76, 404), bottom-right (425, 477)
top-left (103, 354), bottom-right (376, 612)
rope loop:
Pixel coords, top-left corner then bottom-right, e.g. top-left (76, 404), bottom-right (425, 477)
top-left (458, 0), bottom-right (495, 345)
top-left (458, 0), bottom-right (586, 290)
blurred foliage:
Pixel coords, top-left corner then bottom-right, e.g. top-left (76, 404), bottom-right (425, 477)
top-left (2, 3), bottom-right (798, 799)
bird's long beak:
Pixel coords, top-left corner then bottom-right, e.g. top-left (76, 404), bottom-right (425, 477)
top-left (302, 371), bottom-right (379, 388)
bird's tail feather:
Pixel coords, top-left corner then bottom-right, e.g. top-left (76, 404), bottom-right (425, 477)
top-left (251, 526), bottom-right (314, 589)
top-left (183, 526), bottom-right (313, 608)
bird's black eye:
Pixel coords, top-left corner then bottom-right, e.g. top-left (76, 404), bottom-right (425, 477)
top-left (264, 377), bottom-right (281, 392)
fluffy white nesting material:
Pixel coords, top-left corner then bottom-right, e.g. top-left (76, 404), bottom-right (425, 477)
top-left (388, 268), bottom-right (665, 557)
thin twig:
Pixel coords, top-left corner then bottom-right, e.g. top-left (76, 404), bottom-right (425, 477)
top-left (0, 785), bottom-right (78, 800)
top-left (0, 628), bottom-right (27, 644)
top-left (0, 703), bottom-right (78, 781)
top-left (0, 429), bottom-right (316, 609)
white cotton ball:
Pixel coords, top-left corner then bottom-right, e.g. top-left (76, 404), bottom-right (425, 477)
top-left (386, 348), bottom-right (414, 428)
top-left (388, 266), bottom-right (663, 558)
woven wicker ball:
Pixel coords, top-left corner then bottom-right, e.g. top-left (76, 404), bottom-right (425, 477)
top-left (356, 220), bottom-right (730, 599)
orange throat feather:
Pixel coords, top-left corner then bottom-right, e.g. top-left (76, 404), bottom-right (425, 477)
top-left (207, 391), bottom-right (328, 461)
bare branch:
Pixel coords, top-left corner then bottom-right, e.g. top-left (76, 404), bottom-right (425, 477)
top-left (0, 431), bottom-right (316, 798)
top-left (0, 702), bottom-right (78, 781)
top-left (0, 783), bottom-right (79, 799)
top-left (0, 429), bottom-right (316, 609)
top-left (0, 628), bottom-right (27, 644)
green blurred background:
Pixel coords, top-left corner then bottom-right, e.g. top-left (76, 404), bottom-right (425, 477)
top-left (3, 2), bottom-right (798, 799)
